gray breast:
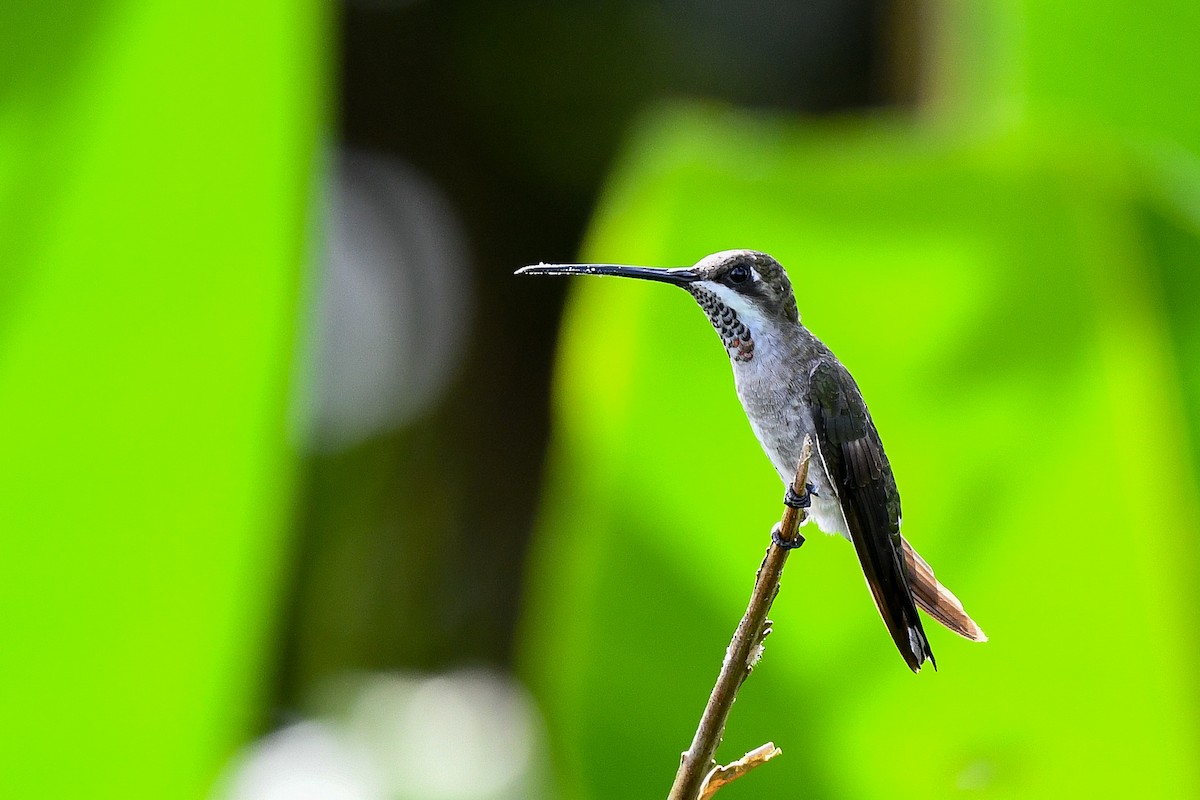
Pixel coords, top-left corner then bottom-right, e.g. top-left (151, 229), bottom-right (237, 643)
top-left (732, 359), bottom-right (810, 483)
top-left (732, 355), bottom-right (849, 539)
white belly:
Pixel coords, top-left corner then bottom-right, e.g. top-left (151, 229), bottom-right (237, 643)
top-left (790, 434), bottom-right (852, 541)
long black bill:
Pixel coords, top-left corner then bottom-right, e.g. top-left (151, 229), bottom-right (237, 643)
top-left (516, 263), bottom-right (700, 287)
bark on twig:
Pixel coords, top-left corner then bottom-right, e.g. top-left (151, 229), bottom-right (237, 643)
top-left (667, 436), bottom-right (814, 800)
top-left (697, 743), bottom-right (783, 800)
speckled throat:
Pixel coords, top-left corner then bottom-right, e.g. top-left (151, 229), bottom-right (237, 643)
top-left (689, 285), bottom-right (754, 362)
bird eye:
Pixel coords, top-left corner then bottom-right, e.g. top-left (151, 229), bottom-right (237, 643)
top-left (727, 264), bottom-right (751, 285)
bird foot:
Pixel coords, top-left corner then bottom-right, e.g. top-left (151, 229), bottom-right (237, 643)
top-left (771, 522), bottom-right (805, 549)
top-left (783, 482), bottom-right (817, 509)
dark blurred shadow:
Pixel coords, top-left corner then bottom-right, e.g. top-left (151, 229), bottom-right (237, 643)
top-left (271, 0), bottom-right (901, 718)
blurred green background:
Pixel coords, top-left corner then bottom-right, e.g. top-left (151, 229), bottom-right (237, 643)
top-left (3, 1), bottom-right (1200, 798)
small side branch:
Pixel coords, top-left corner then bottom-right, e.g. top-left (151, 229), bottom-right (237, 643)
top-left (667, 436), bottom-right (814, 800)
top-left (698, 742), bottom-right (783, 799)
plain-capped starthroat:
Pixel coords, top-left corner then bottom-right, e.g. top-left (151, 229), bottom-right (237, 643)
top-left (518, 249), bottom-right (985, 672)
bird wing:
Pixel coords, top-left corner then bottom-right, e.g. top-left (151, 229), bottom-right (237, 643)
top-left (806, 358), bottom-right (935, 672)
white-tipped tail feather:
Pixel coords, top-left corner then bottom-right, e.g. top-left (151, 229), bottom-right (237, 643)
top-left (901, 538), bottom-right (987, 642)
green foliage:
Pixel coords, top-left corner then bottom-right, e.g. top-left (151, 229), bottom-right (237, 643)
top-left (0, 3), bottom-right (324, 798)
top-left (517, 104), bottom-right (1200, 798)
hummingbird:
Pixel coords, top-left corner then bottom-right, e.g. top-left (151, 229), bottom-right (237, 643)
top-left (517, 249), bottom-right (985, 671)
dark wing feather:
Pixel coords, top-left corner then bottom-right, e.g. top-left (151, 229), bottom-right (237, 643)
top-left (807, 359), bottom-right (934, 672)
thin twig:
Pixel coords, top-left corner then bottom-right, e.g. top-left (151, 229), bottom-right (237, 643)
top-left (667, 436), bottom-right (814, 800)
top-left (697, 743), bottom-right (783, 800)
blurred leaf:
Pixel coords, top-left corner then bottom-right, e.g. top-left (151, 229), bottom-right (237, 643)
top-left (0, 2), bottom-right (325, 798)
top-left (517, 104), bottom-right (1200, 799)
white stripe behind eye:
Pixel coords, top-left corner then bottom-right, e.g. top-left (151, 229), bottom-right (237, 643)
top-left (701, 280), bottom-right (766, 329)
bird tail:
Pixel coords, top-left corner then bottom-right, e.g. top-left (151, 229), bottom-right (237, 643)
top-left (901, 538), bottom-right (987, 642)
